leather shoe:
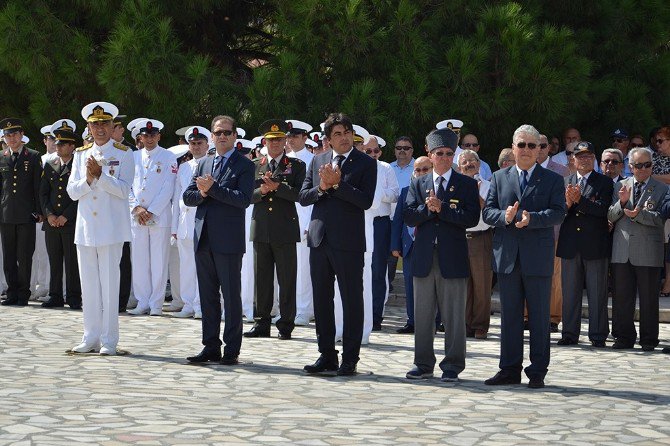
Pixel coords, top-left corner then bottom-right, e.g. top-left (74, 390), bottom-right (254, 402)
top-left (220, 355), bottom-right (239, 365)
top-left (41, 297), bottom-right (64, 308)
top-left (484, 371), bottom-right (521, 386)
top-left (243, 325), bottom-right (270, 338)
top-left (336, 361), bottom-right (357, 376)
top-left (436, 323), bottom-right (445, 333)
top-left (1, 296), bottom-right (18, 306)
top-left (641, 345), bottom-right (655, 352)
top-left (528, 377), bottom-right (545, 389)
top-left (591, 340), bottom-right (606, 348)
top-left (557, 338), bottom-right (578, 346)
top-left (550, 322), bottom-right (559, 333)
top-left (278, 332), bottom-right (291, 340)
top-left (372, 323), bottom-right (382, 332)
top-left (187, 349), bottom-right (222, 363)
top-left (304, 355), bottom-right (338, 375)
top-left (67, 299), bottom-right (82, 310)
top-left (396, 324), bottom-right (414, 334)
top-left (612, 341), bottom-right (634, 350)
top-left (662, 347), bottom-right (670, 354)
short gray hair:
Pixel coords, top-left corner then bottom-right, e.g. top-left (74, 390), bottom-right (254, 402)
top-left (498, 148), bottom-right (514, 168)
top-left (601, 148), bottom-right (624, 163)
top-left (628, 146), bottom-right (653, 163)
top-left (459, 149), bottom-right (480, 163)
top-left (513, 124), bottom-right (540, 144)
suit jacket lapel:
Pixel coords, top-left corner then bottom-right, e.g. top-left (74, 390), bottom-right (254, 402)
top-left (218, 151), bottom-right (236, 181)
top-left (521, 165), bottom-right (542, 200)
top-left (507, 166), bottom-right (522, 201)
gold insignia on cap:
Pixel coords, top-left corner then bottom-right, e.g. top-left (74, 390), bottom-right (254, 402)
top-left (446, 122), bottom-right (453, 129)
top-left (93, 106), bottom-right (104, 117)
top-left (271, 124), bottom-right (279, 132)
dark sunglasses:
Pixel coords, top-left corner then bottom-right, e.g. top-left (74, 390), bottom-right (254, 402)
top-left (395, 145), bottom-right (412, 151)
top-left (612, 138), bottom-right (628, 143)
top-left (462, 143), bottom-right (479, 148)
top-left (212, 130), bottom-right (234, 137)
top-left (602, 159), bottom-right (620, 165)
top-left (432, 150), bottom-right (454, 157)
top-left (631, 161), bottom-right (652, 169)
top-left (656, 138), bottom-right (669, 145)
top-left (365, 148), bottom-right (381, 154)
top-left (516, 142), bottom-right (537, 149)
top-left (630, 143), bottom-right (645, 148)
top-left (414, 167), bottom-right (431, 174)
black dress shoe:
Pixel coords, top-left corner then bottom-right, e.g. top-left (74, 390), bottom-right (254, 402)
top-left (528, 377), bottom-right (545, 389)
top-left (337, 361), bottom-right (357, 376)
top-left (372, 323), bottom-right (382, 332)
top-left (523, 321), bottom-right (530, 331)
top-left (220, 355), bottom-right (239, 365)
top-left (484, 371), bottom-right (521, 386)
top-left (304, 356), bottom-right (338, 375)
top-left (641, 345), bottom-right (655, 352)
top-left (557, 338), bottom-right (578, 346)
top-left (662, 347), bottom-right (670, 354)
top-left (243, 325), bottom-right (270, 338)
top-left (41, 297), bottom-right (64, 308)
top-left (466, 330), bottom-right (476, 338)
top-left (612, 341), bottom-right (634, 350)
top-left (278, 332), bottom-right (292, 340)
top-left (187, 349), bottom-right (222, 363)
top-left (396, 324), bottom-right (414, 334)
top-left (550, 322), bottom-right (559, 333)
top-left (436, 323), bottom-right (445, 333)
top-left (591, 340), bottom-right (606, 348)
top-left (1, 296), bottom-right (18, 306)
top-left (67, 299), bottom-right (82, 310)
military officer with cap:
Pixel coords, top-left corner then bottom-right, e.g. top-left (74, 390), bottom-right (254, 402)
top-left (171, 126), bottom-right (211, 319)
top-left (285, 119), bottom-right (315, 326)
top-left (0, 118), bottom-right (43, 306)
top-left (127, 119), bottom-right (178, 316)
top-left (112, 115), bottom-right (137, 152)
top-left (67, 101), bottom-right (134, 355)
top-left (40, 128), bottom-right (82, 309)
top-left (244, 119), bottom-right (306, 340)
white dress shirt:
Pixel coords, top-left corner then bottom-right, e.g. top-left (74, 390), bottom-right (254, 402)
top-left (367, 160), bottom-right (399, 218)
top-left (171, 158), bottom-right (199, 239)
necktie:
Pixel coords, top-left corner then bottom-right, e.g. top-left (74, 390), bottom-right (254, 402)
top-left (634, 181), bottom-right (643, 206)
top-left (579, 176), bottom-right (586, 191)
top-left (212, 155), bottom-right (223, 178)
top-left (436, 176), bottom-right (447, 202)
top-left (520, 170), bottom-right (528, 193)
top-left (334, 155), bottom-right (345, 169)
top-left (11, 152), bottom-right (18, 167)
top-left (59, 163), bottom-right (66, 175)
top-left (270, 159), bottom-right (277, 173)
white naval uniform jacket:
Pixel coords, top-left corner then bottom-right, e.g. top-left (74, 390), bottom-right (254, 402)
top-left (66, 139), bottom-right (134, 247)
top-left (288, 148), bottom-right (314, 240)
top-left (171, 158), bottom-right (199, 240)
top-left (129, 146), bottom-right (178, 228)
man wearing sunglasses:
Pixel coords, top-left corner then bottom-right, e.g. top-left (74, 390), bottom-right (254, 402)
top-left (483, 124), bottom-right (566, 389)
top-left (608, 147), bottom-right (667, 352)
top-left (600, 148), bottom-right (626, 183)
top-left (611, 128), bottom-right (632, 177)
top-left (457, 134), bottom-right (492, 181)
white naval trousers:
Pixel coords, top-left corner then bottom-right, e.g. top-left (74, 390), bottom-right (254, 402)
top-left (176, 237), bottom-right (200, 313)
top-left (77, 243), bottom-right (123, 349)
top-left (30, 228), bottom-right (50, 293)
top-left (131, 225), bottom-right (171, 311)
top-left (335, 251), bottom-right (373, 343)
top-left (295, 239), bottom-right (313, 318)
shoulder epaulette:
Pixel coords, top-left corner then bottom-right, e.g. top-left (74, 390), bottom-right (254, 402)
top-left (113, 142), bottom-right (129, 151)
top-left (75, 143), bottom-right (93, 152)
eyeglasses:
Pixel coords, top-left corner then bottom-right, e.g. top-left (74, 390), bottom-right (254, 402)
top-left (631, 161), bottom-right (652, 169)
top-left (462, 143), bottom-right (479, 148)
top-left (395, 145), bottom-right (412, 151)
top-left (656, 138), bottom-right (669, 145)
top-left (413, 167), bottom-right (431, 174)
top-left (515, 142), bottom-right (537, 149)
top-left (602, 159), bottom-right (620, 165)
top-left (612, 138), bottom-right (628, 143)
top-left (630, 143), bottom-right (645, 148)
top-left (365, 148), bottom-right (381, 154)
top-left (432, 150), bottom-right (454, 157)
top-left (212, 130), bottom-right (234, 137)
top-left (539, 143), bottom-right (548, 149)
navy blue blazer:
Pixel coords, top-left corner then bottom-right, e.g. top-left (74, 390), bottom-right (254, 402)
top-left (482, 164), bottom-right (566, 276)
top-left (403, 171), bottom-right (480, 279)
top-left (391, 186), bottom-right (414, 258)
top-left (298, 148), bottom-right (377, 252)
top-left (183, 150), bottom-right (255, 254)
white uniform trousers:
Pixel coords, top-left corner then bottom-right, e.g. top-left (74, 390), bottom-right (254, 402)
top-left (176, 237), bottom-right (200, 313)
top-left (241, 240), bottom-right (255, 320)
top-left (131, 225), bottom-right (171, 312)
top-left (168, 242), bottom-right (182, 306)
top-left (0, 238), bottom-right (6, 291)
top-left (30, 228), bottom-right (50, 294)
top-left (295, 239), bottom-right (313, 318)
top-left (77, 243), bottom-right (123, 349)
top-left (335, 251), bottom-right (373, 344)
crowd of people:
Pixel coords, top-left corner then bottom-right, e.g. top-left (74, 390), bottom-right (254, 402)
top-left (0, 102), bottom-right (669, 388)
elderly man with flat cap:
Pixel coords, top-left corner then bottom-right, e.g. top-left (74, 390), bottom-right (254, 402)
top-left (67, 102), bottom-right (134, 355)
top-left (403, 128), bottom-right (480, 382)
top-left (0, 118), bottom-right (43, 307)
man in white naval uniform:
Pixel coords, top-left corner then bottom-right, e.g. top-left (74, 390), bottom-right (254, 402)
top-left (285, 119), bottom-right (314, 326)
top-left (171, 126), bottom-right (211, 319)
top-left (67, 101), bottom-right (134, 355)
top-left (127, 119), bottom-right (177, 316)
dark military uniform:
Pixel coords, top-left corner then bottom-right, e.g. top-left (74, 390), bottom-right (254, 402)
top-left (40, 157), bottom-right (81, 308)
top-left (0, 146), bottom-right (43, 304)
top-left (248, 152), bottom-right (306, 335)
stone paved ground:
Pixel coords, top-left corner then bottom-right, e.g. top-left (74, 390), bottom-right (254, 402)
top-left (0, 303), bottom-right (669, 445)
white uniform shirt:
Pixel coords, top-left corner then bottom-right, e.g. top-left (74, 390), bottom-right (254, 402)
top-left (287, 148), bottom-right (314, 238)
top-left (67, 139), bottom-right (134, 247)
top-left (172, 158), bottom-right (199, 240)
top-left (367, 160), bottom-right (399, 218)
top-left (467, 178), bottom-right (491, 232)
top-left (41, 152), bottom-right (57, 167)
top-left (129, 146), bottom-right (178, 228)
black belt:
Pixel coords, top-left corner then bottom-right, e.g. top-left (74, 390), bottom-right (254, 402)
top-left (466, 229), bottom-right (492, 238)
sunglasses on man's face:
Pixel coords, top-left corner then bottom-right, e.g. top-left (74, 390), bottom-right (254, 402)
top-left (602, 159), bottom-right (620, 165)
top-left (365, 148), bottom-right (381, 154)
top-left (395, 145), bottom-right (412, 151)
top-left (515, 142), bottom-right (537, 149)
top-left (631, 161), bottom-right (652, 169)
top-left (414, 166), bottom-right (431, 174)
top-left (432, 150), bottom-right (454, 157)
top-left (612, 138), bottom-right (628, 144)
top-left (212, 129), bottom-right (234, 137)
top-left (630, 143), bottom-right (645, 148)
top-left (462, 143), bottom-right (479, 148)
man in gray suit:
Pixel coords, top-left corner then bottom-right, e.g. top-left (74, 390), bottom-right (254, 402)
top-left (608, 147), bottom-right (667, 351)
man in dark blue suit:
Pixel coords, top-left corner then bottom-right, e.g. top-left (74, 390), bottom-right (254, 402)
top-left (183, 115), bottom-right (255, 365)
top-left (483, 124), bottom-right (566, 389)
top-left (403, 129), bottom-right (480, 382)
top-left (391, 156), bottom-right (432, 334)
top-left (298, 113), bottom-right (377, 376)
